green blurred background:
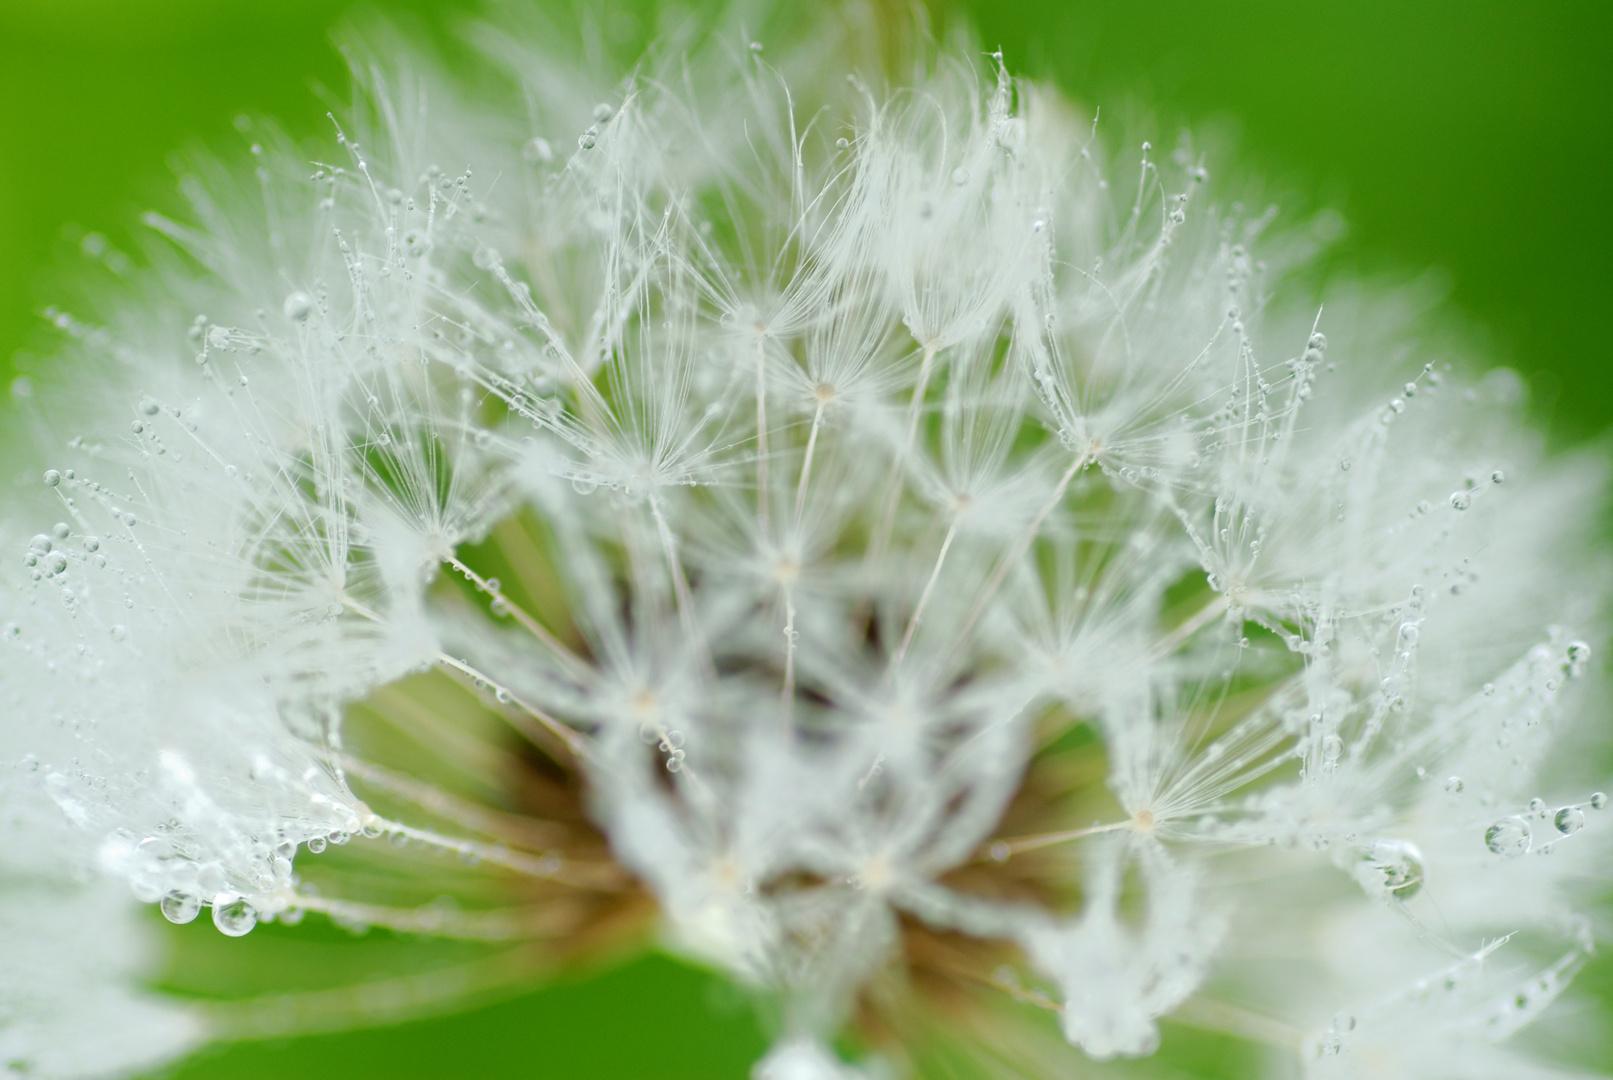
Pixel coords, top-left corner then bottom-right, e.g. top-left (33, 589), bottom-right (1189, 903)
top-left (0, 0), bottom-right (1607, 1076)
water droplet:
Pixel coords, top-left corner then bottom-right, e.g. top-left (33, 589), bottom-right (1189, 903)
top-left (571, 476), bottom-right (599, 495)
top-left (28, 535), bottom-right (51, 554)
top-left (578, 128), bottom-right (598, 150)
top-left (989, 841), bottom-right (1011, 862)
top-left (44, 552), bottom-right (66, 575)
top-left (159, 891), bottom-right (201, 924)
top-left (592, 103), bottom-right (614, 122)
top-left (1567, 640), bottom-right (1591, 676)
top-left (1491, 470), bottom-right (1505, 484)
top-left (1399, 623), bottom-right (1419, 645)
top-left (836, 137), bottom-right (850, 149)
top-left (42, 470), bottom-right (61, 487)
top-left (1450, 491), bottom-right (1471, 511)
top-left (1554, 806), bottom-right (1585, 835)
top-left (212, 894), bottom-right (258, 936)
top-left (1485, 816), bottom-right (1531, 858)
top-left (283, 292), bottom-right (313, 321)
top-left (1592, 792), bottom-right (1609, 810)
top-left (1528, 797), bottom-right (1545, 813)
top-left (82, 536), bottom-right (99, 552)
top-left (951, 166), bottom-right (970, 186)
top-left (1321, 734), bottom-right (1344, 763)
top-left (306, 836), bottom-right (327, 853)
top-left (1358, 839), bottom-right (1425, 900)
top-left (51, 523), bottom-right (69, 540)
top-left (522, 137), bottom-right (553, 164)
top-left (1444, 776), bottom-right (1464, 795)
top-left (472, 248), bottom-right (500, 271)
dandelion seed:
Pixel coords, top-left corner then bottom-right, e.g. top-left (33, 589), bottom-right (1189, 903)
top-left (0, 8), bottom-right (1607, 1080)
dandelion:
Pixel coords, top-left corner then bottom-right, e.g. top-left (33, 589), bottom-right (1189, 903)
top-left (2, 6), bottom-right (1609, 1078)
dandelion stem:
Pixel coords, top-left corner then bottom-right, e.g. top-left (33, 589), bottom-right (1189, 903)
top-left (444, 555), bottom-right (589, 676)
top-left (984, 819), bottom-right (1131, 858)
top-left (755, 335), bottom-right (770, 534)
top-left (890, 522), bottom-right (958, 670)
top-left (866, 342), bottom-right (937, 569)
top-left (947, 452), bottom-right (1088, 658)
top-left (434, 652), bottom-right (590, 758)
top-left (291, 892), bottom-right (574, 940)
top-left (357, 815), bottom-right (623, 888)
top-left (793, 399), bottom-right (826, 529)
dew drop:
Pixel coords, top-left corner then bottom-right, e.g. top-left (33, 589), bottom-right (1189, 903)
top-left (1592, 792), bottom-right (1609, 810)
top-left (1444, 776), bottom-right (1464, 795)
top-left (44, 553), bottom-right (67, 575)
top-left (1450, 491), bottom-right (1471, 511)
top-left (27, 535), bottom-right (51, 554)
top-left (1491, 470), bottom-right (1505, 484)
top-left (82, 536), bottom-right (99, 553)
top-left (571, 476), bottom-right (599, 495)
top-left (1554, 806), bottom-right (1585, 835)
top-left (1359, 839), bottom-right (1425, 900)
top-left (1321, 734), bottom-right (1344, 763)
top-left (1566, 640), bottom-right (1591, 676)
top-left (211, 894), bottom-right (258, 937)
top-left (1528, 797), bottom-right (1545, 813)
top-left (522, 137), bottom-right (554, 164)
top-left (159, 891), bottom-right (201, 924)
top-left (51, 523), bottom-right (70, 540)
top-left (578, 128), bottom-right (598, 150)
top-left (283, 292), bottom-right (314, 321)
top-left (43, 470), bottom-right (61, 487)
top-left (306, 836), bottom-right (327, 853)
top-left (951, 166), bottom-right (970, 186)
top-left (592, 103), bottom-right (614, 122)
top-left (1484, 816), bottom-right (1531, 858)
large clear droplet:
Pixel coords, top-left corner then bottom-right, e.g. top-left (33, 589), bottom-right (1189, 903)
top-left (1443, 776), bottom-right (1464, 795)
top-left (1485, 816), bottom-right (1531, 858)
top-left (1359, 839), bottom-right (1425, 900)
top-left (211, 894), bottom-right (259, 937)
top-left (1592, 792), bottom-right (1609, 810)
top-left (159, 891), bottom-right (201, 924)
top-left (282, 292), bottom-right (314, 322)
top-left (1554, 806), bottom-right (1585, 835)
top-left (1320, 734), bottom-right (1344, 763)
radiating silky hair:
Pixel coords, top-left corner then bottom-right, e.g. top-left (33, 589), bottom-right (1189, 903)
top-left (2, 3), bottom-right (1608, 1078)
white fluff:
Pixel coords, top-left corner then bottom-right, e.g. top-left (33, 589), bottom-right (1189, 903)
top-left (1, 5), bottom-right (1608, 1077)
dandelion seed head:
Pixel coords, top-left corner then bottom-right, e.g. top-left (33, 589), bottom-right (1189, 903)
top-left (1, 7), bottom-right (1609, 1080)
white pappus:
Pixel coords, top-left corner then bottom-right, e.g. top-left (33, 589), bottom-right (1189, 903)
top-left (1, 5), bottom-right (1609, 1079)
